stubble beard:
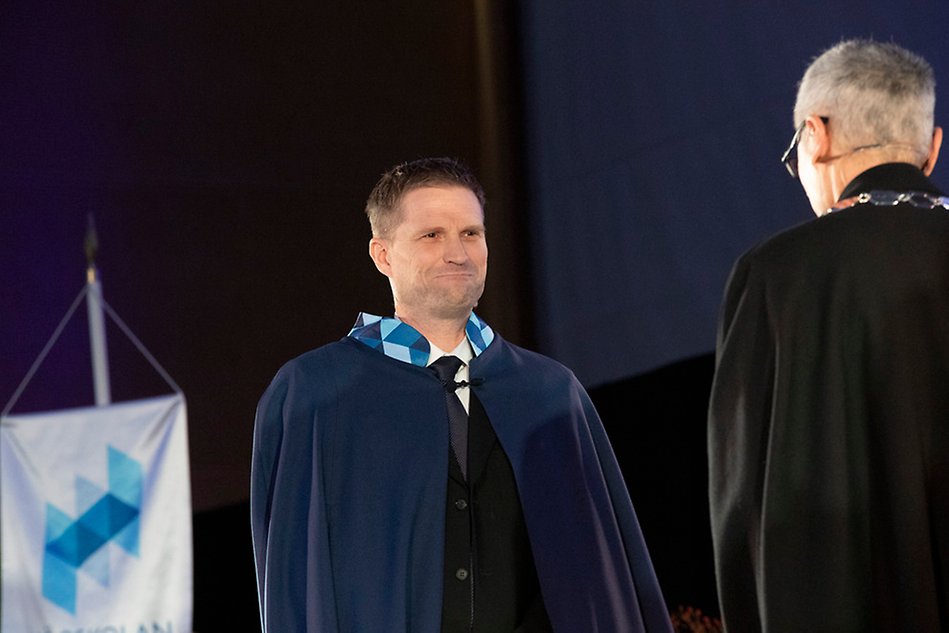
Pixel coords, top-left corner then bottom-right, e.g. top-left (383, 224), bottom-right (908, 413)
top-left (396, 277), bottom-right (485, 323)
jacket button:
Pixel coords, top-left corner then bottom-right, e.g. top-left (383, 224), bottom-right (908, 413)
top-left (454, 499), bottom-right (468, 510)
top-left (455, 568), bottom-right (469, 581)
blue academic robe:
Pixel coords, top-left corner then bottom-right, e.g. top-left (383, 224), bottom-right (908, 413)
top-left (251, 316), bottom-right (671, 632)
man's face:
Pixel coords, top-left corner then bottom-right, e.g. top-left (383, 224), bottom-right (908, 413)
top-left (371, 185), bottom-right (488, 323)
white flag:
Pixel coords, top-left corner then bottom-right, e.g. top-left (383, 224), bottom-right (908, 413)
top-left (1, 394), bottom-right (192, 633)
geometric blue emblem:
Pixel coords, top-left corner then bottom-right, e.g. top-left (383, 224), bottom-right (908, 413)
top-left (348, 311), bottom-right (494, 366)
top-left (42, 445), bottom-right (142, 614)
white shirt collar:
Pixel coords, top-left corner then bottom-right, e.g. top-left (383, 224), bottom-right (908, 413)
top-left (427, 337), bottom-right (474, 367)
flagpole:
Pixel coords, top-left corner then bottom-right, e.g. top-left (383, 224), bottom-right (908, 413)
top-left (85, 215), bottom-right (112, 406)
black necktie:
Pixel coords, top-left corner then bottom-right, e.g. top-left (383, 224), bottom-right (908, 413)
top-left (430, 355), bottom-right (468, 478)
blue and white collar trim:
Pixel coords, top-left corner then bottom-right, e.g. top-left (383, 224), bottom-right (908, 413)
top-left (348, 312), bottom-right (495, 367)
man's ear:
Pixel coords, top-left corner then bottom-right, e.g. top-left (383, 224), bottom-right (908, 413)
top-left (922, 126), bottom-right (942, 176)
top-left (806, 115), bottom-right (832, 163)
top-left (369, 237), bottom-right (391, 276)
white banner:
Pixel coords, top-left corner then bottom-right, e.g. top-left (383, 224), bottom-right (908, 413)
top-left (1, 394), bottom-right (192, 633)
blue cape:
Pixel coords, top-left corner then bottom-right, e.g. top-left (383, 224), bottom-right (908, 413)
top-left (251, 329), bottom-right (671, 632)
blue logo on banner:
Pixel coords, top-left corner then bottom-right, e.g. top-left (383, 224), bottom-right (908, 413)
top-left (42, 446), bottom-right (142, 614)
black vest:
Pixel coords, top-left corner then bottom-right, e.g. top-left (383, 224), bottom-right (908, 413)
top-left (440, 392), bottom-right (552, 633)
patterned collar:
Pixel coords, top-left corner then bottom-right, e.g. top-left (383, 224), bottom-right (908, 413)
top-left (347, 312), bottom-right (495, 367)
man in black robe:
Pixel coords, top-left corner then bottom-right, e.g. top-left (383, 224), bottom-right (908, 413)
top-left (252, 157), bottom-right (673, 632)
top-left (708, 39), bottom-right (949, 632)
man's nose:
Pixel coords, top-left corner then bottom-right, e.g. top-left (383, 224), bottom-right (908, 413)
top-left (443, 235), bottom-right (469, 263)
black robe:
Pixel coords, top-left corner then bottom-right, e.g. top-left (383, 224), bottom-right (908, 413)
top-left (708, 163), bottom-right (949, 632)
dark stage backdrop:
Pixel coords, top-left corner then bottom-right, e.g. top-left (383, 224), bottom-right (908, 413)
top-left (519, 1), bottom-right (949, 386)
top-left (0, 1), bottom-right (527, 512)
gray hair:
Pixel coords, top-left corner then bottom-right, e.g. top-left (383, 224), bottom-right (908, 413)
top-left (793, 39), bottom-right (936, 160)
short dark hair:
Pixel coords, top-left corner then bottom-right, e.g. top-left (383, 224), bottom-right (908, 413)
top-left (365, 157), bottom-right (486, 238)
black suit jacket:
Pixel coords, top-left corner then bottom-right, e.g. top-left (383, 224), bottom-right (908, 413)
top-left (442, 391), bottom-right (552, 632)
top-left (708, 163), bottom-right (949, 632)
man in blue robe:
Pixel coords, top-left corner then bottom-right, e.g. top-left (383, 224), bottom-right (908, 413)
top-left (251, 157), bottom-right (672, 632)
